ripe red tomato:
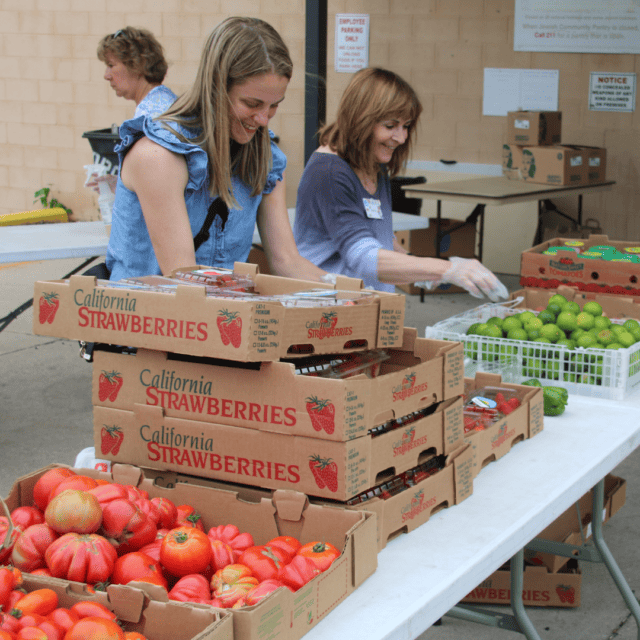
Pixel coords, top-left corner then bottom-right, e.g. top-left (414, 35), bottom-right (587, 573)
top-left (12, 588), bottom-right (58, 617)
top-left (15, 626), bottom-right (48, 640)
top-left (12, 524), bottom-right (59, 572)
top-left (0, 630), bottom-right (14, 640)
top-left (49, 475), bottom-right (98, 500)
top-left (45, 490), bottom-right (103, 535)
top-left (296, 541), bottom-right (340, 571)
top-left (207, 525), bottom-right (254, 560)
top-left (133, 499), bottom-right (161, 527)
top-left (48, 608), bottom-right (80, 632)
top-left (209, 539), bottom-right (235, 572)
top-left (63, 617), bottom-right (125, 640)
top-left (111, 552), bottom-right (167, 588)
top-left (36, 619), bottom-right (65, 640)
top-left (86, 483), bottom-right (130, 508)
top-left (32, 468), bottom-right (76, 511)
top-left (266, 536), bottom-right (300, 562)
top-left (10, 507), bottom-right (45, 531)
top-left (278, 555), bottom-right (321, 591)
top-left (160, 527), bottom-right (211, 577)
top-left (238, 545), bottom-right (290, 582)
top-left (100, 499), bottom-right (157, 554)
top-left (69, 601), bottom-right (118, 622)
top-left (241, 579), bottom-right (293, 607)
top-left (0, 517), bottom-right (20, 565)
top-left (45, 533), bottom-right (117, 584)
top-left (124, 632), bottom-right (147, 640)
top-left (168, 574), bottom-right (211, 603)
top-left (175, 505), bottom-right (204, 531)
top-left (149, 498), bottom-right (177, 529)
top-left (210, 564), bottom-right (259, 608)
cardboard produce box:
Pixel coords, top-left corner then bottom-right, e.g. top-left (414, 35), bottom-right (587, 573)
top-left (524, 474), bottom-right (626, 572)
top-left (91, 330), bottom-right (464, 442)
top-left (502, 143), bottom-right (525, 180)
top-left (16, 574), bottom-right (233, 640)
top-left (579, 145), bottom-right (607, 183)
top-left (32, 264), bottom-right (406, 361)
top-left (463, 373), bottom-right (544, 478)
top-left (462, 560), bottom-right (581, 608)
top-left (519, 145), bottom-right (586, 186)
top-left (93, 394), bottom-right (464, 502)
top-left (394, 220), bottom-right (477, 295)
top-left (520, 234), bottom-right (640, 297)
top-left (5, 463), bottom-right (378, 640)
top-left (507, 110), bottom-right (562, 146)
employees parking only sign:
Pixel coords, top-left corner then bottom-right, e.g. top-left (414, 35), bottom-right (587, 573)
top-left (589, 72), bottom-right (636, 112)
top-left (335, 14), bottom-right (369, 73)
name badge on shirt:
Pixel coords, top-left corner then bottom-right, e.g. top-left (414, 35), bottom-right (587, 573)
top-left (363, 198), bottom-right (383, 219)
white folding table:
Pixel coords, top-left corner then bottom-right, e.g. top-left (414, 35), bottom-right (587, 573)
top-left (302, 393), bottom-right (640, 640)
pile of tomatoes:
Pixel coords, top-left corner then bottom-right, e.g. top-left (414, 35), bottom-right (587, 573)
top-left (0, 568), bottom-right (142, 640)
top-left (0, 468), bottom-right (342, 617)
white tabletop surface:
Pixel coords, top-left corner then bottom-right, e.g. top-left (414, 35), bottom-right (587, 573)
top-left (303, 393), bottom-right (640, 640)
top-left (0, 211), bottom-right (429, 264)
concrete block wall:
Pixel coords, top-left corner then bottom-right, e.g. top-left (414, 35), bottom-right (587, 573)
top-left (0, 0), bottom-right (638, 244)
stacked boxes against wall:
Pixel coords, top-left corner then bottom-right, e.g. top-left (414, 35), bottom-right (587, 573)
top-left (502, 110), bottom-right (606, 186)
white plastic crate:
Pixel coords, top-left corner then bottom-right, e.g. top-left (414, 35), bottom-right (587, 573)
top-left (426, 299), bottom-right (640, 401)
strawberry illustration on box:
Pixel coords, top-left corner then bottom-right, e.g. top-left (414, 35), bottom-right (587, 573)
top-left (320, 310), bottom-right (338, 328)
top-left (100, 425), bottom-right (124, 456)
top-left (37, 292), bottom-right (59, 324)
top-left (556, 585), bottom-right (576, 604)
top-left (402, 372), bottom-right (417, 390)
top-left (216, 309), bottom-right (242, 348)
top-left (305, 396), bottom-right (335, 434)
top-left (98, 370), bottom-right (123, 402)
top-left (308, 455), bottom-right (338, 492)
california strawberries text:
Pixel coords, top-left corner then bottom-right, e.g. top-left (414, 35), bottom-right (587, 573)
top-left (141, 424), bottom-right (300, 482)
top-left (392, 382), bottom-right (429, 402)
top-left (74, 288), bottom-right (207, 341)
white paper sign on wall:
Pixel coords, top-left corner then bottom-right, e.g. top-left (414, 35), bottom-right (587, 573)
top-left (335, 14), bottom-right (370, 73)
top-left (589, 72), bottom-right (637, 112)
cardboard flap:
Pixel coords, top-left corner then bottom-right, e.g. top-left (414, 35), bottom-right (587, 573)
top-left (110, 463), bottom-right (144, 487)
top-left (106, 584), bottom-right (147, 622)
top-left (233, 261), bottom-right (259, 277)
top-left (271, 490), bottom-right (308, 522)
top-left (334, 275), bottom-right (364, 291)
top-left (70, 274), bottom-right (101, 287)
top-left (471, 372), bottom-right (503, 388)
top-left (588, 234), bottom-right (610, 244)
top-left (175, 282), bottom-right (208, 298)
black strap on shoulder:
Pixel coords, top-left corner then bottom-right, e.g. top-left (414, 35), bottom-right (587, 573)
top-left (194, 198), bottom-right (229, 251)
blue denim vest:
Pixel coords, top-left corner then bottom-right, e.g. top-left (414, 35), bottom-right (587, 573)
top-left (105, 115), bottom-right (286, 281)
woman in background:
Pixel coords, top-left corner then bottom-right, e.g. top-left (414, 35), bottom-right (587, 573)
top-left (294, 67), bottom-right (507, 301)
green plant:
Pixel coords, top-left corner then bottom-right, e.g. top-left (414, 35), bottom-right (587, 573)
top-left (34, 186), bottom-right (72, 217)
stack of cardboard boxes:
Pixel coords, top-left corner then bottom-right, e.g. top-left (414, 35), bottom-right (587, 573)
top-left (502, 110), bottom-right (607, 186)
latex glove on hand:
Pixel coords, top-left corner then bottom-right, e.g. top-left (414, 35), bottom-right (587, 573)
top-left (415, 257), bottom-right (509, 302)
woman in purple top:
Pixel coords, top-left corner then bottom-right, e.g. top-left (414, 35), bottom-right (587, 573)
top-left (294, 68), bottom-right (507, 299)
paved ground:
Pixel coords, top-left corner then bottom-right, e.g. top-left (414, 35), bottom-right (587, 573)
top-left (1, 259), bottom-right (639, 639)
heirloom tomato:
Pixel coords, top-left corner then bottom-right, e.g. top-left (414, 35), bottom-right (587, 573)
top-left (168, 574), bottom-right (211, 603)
top-left (266, 536), bottom-right (300, 562)
top-left (160, 527), bottom-right (211, 577)
top-left (149, 498), bottom-right (177, 529)
top-left (207, 525), bottom-right (254, 560)
top-left (239, 579), bottom-right (292, 608)
top-left (133, 499), bottom-right (161, 526)
top-left (100, 499), bottom-right (157, 554)
top-left (175, 505), bottom-right (204, 531)
top-left (45, 533), bottom-right (117, 584)
top-left (210, 564), bottom-right (258, 608)
top-left (64, 617), bottom-right (125, 640)
top-left (10, 506), bottom-right (44, 531)
top-left (209, 539), bottom-right (235, 572)
top-left (11, 524), bottom-right (58, 571)
top-left (111, 552), bottom-right (167, 588)
top-left (278, 555), bottom-right (321, 591)
top-left (45, 490), bottom-right (102, 534)
top-left (237, 545), bottom-right (290, 582)
top-left (296, 541), bottom-right (340, 571)
top-left (32, 468), bottom-right (76, 511)
top-left (49, 475), bottom-right (98, 499)
top-left (87, 483), bottom-right (130, 508)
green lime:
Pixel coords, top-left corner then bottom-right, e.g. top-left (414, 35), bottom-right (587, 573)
top-left (570, 329), bottom-right (586, 342)
top-left (561, 301), bottom-right (581, 315)
top-left (617, 331), bottom-right (635, 348)
top-left (519, 311), bottom-right (537, 324)
top-left (556, 338), bottom-right (575, 349)
top-left (527, 329), bottom-right (542, 341)
top-left (466, 323), bottom-right (481, 335)
top-left (487, 316), bottom-right (504, 329)
top-left (507, 328), bottom-right (528, 341)
top-left (623, 319), bottom-right (640, 332)
top-left (629, 327), bottom-right (640, 342)
top-left (540, 324), bottom-right (562, 343)
top-left (537, 310), bottom-right (556, 325)
top-left (576, 312), bottom-right (595, 331)
top-left (576, 333), bottom-right (598, 349)
top-left (556, 311), bottom-right (578, 332)
top-left (583, 301), bottom-right (603, 317)
top-left (611, 324), bottom-right (626, 336)
top-left (475, 323), bottom-right (490, 336)
top-left (524, 317), bottom-right (544, 331)
top-left (485, 324), bottom-right (504, 339)
top-left (502, 316), bottom-right (523, 332)
top-left (546, 303), bottom-right (563, 317)
top-left (606, 343), bottom-right (624, 350)
top-left (596, 329), bottom-right (615, 346)
top-left (548, 294), bottom-right (568, 307)
top-left (593, 315), bottom-right (612, 331)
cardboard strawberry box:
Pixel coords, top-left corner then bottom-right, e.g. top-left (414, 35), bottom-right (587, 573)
top-left (520, 235), bottom-right (640, 296)
top-left (463, 373), bottom-right (544, 478)
top-left (462, 559), bottom-right (581, 608)
top-left (509, 285), bottom-right (640, 313)
top-left (91, 330), bottom-right (464, 442)
top-left (16, 574), bottom-right (233, 640)
top-left (507, 110), bottom-right (562, 146)
top-left (524, 474), bottom-right (626, 572)
top-left (5, 463), bottom-right (378, 640)
top-left (93, 393), bottom-right (464, 502)
top-left (32, 264), bottom-right (405, 361)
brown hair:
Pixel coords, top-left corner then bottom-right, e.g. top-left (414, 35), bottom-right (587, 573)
top-left (159, 17), bottom-right (293, 208)
top-left (320, 68), bottom-right (422, 178)
top-left (97, 27), bottom-right (168, 85)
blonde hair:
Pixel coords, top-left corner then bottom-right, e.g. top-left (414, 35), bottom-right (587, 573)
top-left (159, 17), bottom-right (293, 208)
top-left (320, 68), bottom-right (422, 178)
top-left (97, 27), bottom-right (168, 84)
